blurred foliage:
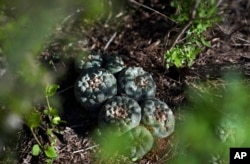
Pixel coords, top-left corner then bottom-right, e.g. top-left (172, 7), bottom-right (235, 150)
top-left (0, 0), bottom-right (113, 161)
top-left (171, 74), bottom-right (250, 163)
top-left (93, 125), bottom-right (154, 162)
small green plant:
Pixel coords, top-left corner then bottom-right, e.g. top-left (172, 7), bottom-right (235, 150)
top-left (25, 84), bottom-right (62, 164)
top-left (171, 75), bottom-right (250, 163)
top-left (165, 43), bottom-right (202, 68)
top-left (165, 0), bottom-right (220, 68)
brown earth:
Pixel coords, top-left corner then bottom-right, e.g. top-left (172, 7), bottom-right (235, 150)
top-left (3, 0), bottom-right (250, 163)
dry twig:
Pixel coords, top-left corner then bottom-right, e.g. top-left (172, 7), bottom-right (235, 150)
top-left (129, 0), bottom-right (176, 23)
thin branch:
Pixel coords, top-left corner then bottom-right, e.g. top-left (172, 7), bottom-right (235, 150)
top-left (56, 85), bottom-right (74, 94)
top-left (129, 0), bottom-right (176, 23)
top-left (229, 24), bottom-right (250, 38)
top-left (72, 144), bottom-right (99, 154)
top-left (168, 0), bottom-right (202, 50)
top-left (164, 1), bottom-right (200, 68)
top-left (216, 0), bottom-right (223, 7)
top-left (104, 32), bottom-right (117, 51)
top-left (31, 128), bottom-right (42, 147)
top-left (61, 9), bottom-right (83, 26)
top-left (190, 0), bottom-right (200, 19)
top-left (231, 43), bottom-right (250, 46)
top-left (169, 20), bottom-right (193, 49)
top-left (233, 37), bottom-right (250, 44)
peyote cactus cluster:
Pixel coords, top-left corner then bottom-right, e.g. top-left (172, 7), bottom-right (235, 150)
top-left (74, 52), bottom-right (175, 160)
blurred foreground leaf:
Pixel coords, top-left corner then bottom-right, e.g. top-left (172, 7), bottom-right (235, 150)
top-left (25, 110), bottom-right (40, 129)
top-left (172, 74), bottom-right (250, 163)
top-left (45, 146), bottom-right (57, 158)
top-left (45, 84), bottom-right (60, 97)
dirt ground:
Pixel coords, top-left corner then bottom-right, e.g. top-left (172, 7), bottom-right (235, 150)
top-left (2, 0), bottom-right (250, 163)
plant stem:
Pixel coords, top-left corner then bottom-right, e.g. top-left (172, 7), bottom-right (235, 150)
top-left (31, 128), bottom-right (42, 147)
top-left (46, 96), bottom-right (51, 111)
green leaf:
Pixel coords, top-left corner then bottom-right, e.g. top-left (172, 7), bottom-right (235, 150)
top-left (43, 109), bottom-right (49, 115)
top-left (45, 84), bottom-right (60, 97)
top-left (32, 144), bottom-right (40, 156)
top-left (48, 107), bottom-right (58, 117)
top-left (45, 159), bottom-right (53, 164)
top-left (25, 110), bottom-right (41, 128)
top-left (46, 128), bottom-right (54, 137)
top-left (52, 116), bottom-right (61, 125)
top-left (45, 146), bottom-right (57, 158)
top-left (201, 37), bottom-right (211, 47)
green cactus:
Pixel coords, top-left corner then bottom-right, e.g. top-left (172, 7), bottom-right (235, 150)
top-left (98, 96), bottom-right (141, 135)
top-left (122, 126), bottom-right (154, 161)
top-left (216, 116), bottom-right (237, 145)
top-left (74, 68), bottom-right (117, 111)
top-left (117, 67), bottom-right (156, 101)
top-left (94, 125), bottom-right (153, 161)
top-left (140, 98), bottom-right (175, 138)
top-left (103, 55), bottom-right (125, 74)
top-left (75, 52), bottom-right (103, 72)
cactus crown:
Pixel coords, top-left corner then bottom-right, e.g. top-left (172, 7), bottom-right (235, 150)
top-left (154, 106), bottom-right (167, 123)
top-left (123, 126), bottom-right (154, 161)
top-left (75, 68), bottom-right (117, 111)
top-left (118, 67), bottom-right (156, 101)
top-left (141, 98), bottom-right (175, 138)
top-left (88, 75), bottom-right (102, 89)
top-left (75, 52), bottom-right (103, 72)
top-left (110, 105), bottom-right (129, 120)
top-left (99, 96), bottom-right (141, 135)
top-left (135, 76), bottom-right (148, 88)
top-left (103, 55), bottom-right (125, 74)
